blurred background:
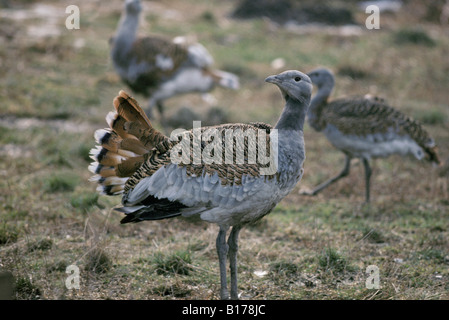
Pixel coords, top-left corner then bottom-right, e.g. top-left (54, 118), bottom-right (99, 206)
top-left (0, 0), bottom-right (448, 300)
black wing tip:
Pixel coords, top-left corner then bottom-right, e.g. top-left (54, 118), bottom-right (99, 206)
top-left (117, 195), bottom-right (187, 224)
top-left (114, 206), bottom-right (139, 224)
top-left (120, 215), bottom-right (139, 224)
top-left (119, 211), bottom-right (182, 224)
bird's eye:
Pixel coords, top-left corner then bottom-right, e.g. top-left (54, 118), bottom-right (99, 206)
top-left (294, 76), bottom-right (301, 82)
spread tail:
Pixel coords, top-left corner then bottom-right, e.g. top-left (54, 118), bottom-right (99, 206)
top-left (89, 90), bottom-right (167, 195)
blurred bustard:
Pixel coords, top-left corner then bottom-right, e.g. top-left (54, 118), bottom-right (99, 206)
top-left (110, 0), bottom-right (239, 125)
top-left (88, 70), bottom-right (311, 299)
top-left (302, 67), bottom-right (440, 202)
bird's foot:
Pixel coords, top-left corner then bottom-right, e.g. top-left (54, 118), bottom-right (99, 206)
top-left (220, 290), bottom-right (230, 300)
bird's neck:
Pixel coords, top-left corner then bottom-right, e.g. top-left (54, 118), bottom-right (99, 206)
top-left (113, 10), bottom-right (139, 58)
top-left (307, 83), bottom-right (333, 131)
top-left (274, 95), bottom-right (310, 132)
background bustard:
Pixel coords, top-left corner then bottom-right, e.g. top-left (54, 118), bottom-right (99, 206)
top-left (88, 70), bottom-right (311, 299)
top-left (110, 0), bottom-right (239, 126)
top-left (302, 67), bottom-right (441, 202)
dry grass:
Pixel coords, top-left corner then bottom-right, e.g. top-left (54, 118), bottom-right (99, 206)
top-left (0, 0), bottom-right (448, 300)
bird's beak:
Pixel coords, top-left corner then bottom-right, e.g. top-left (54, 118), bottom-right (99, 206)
top-left (265, 75), bottom-right (281, 84)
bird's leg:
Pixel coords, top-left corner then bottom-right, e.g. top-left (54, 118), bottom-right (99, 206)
top-left (227, 226), bottom-right (241, 300)
top-left (362, 158), bottom-right (372, 203)
top-left (216, 226), bottom-right (230, 300)
top-left (301, 155), bottom-right (351, 196)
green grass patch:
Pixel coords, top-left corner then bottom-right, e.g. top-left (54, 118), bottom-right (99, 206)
top-left (0, 223), bottom-right (20, 245)
top-left (85, 247), bottom-right (112, 274)
top-left (318, 248), bottom-right (355, 274)
top-left (269, 260), bottom-right (302, 286)
top-left (46, 259), bottom-right (70, 274)
top-left (413, 109), bottom-right (447, 125)
top-left (150, 281), bottom-right (193, 298)
top-left (43, 173), bottom-right (79, 193)
top-left (360, 227), bottom-right (386, 244)
top-left (70, 192), bottom-right (101, 212)
top-left (15, 277), bottom-right (41, 300)
top-left (27, 238), bottom-right (53, 253)
top-left (1, 205), bottom-right (29, 222)
top-left (393, 28), bottom-right (437, 47)
top-left (416, 249), bottom-right (447, 264)
top-left (151, 250), bottom-right (193, 276)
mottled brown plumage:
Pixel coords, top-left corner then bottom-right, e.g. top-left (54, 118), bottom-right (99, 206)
top-left (121, 121), bottom-right (275, 192)
top-left (118, 36), bottom-right (190, 96)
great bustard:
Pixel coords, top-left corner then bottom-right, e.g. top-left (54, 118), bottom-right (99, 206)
top-left (302, 67), bottom-right (441, 202)
top-left (88, 70), bottom-right (311, 299)
top-left (110, 0), bottom-right (239, 126)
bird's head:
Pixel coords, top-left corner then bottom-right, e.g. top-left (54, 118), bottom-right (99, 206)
top-left (125, 0), bottom-right (142, 14)
top-left (307, 68), bottom-right (335, 89)
top-left (265, 70), bottom-right (312, 104)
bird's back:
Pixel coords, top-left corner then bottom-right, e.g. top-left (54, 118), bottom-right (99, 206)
top-left (113, 36), bottom-right (190, 95)
top-left (123, 122), bottom-right (276, 192)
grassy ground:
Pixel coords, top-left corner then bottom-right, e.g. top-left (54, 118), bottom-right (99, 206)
top-left (0, 0), bottom-right (448, 300)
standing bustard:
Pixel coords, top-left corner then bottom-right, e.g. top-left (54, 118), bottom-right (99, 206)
top-left (88, 70), bottom-right (312, 299)
top-left (110, 0), bottom-right (239, 125)
top-left (302, 67), bottom-right (441, 202)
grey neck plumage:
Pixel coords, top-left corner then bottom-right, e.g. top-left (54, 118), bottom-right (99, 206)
top-left (112, 8), bottom-right (139, 62)
top-left (275, 95), bottom-right (310, 132)
top-left (307, 81), bottom-right (333, 131)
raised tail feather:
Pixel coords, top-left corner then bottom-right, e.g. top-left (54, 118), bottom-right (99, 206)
top-left (89, 90), bottom-right (168, 195)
